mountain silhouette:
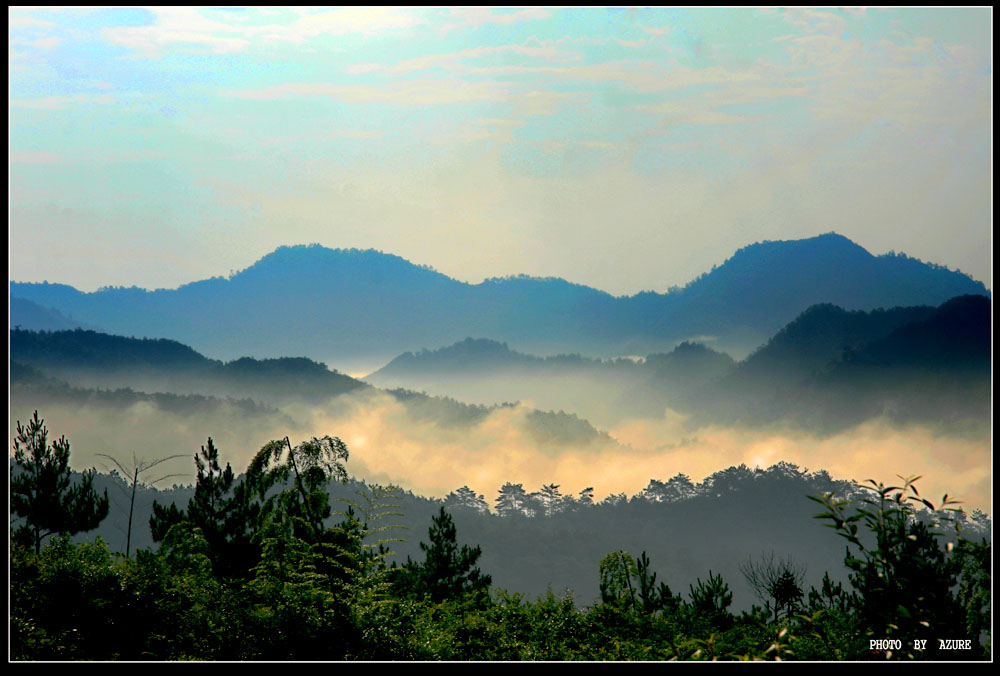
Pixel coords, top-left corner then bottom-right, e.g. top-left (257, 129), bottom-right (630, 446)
top-left (689, 295), bottom-right (992, 431)
top-left (9, 235), bottom-right (988, 364)
top-left (11, 328), bottom-right (615, 447)
top-left (10, 328), bottom-right (365, 404)
top-left (10, 297), bottom-right (102, 332)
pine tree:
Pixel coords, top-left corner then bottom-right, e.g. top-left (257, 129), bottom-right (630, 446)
top-left (11, 411), bottom-right (109, 554)
top-left (399, 506), bottom-right (491, 602)
top-left (150, 438), bottom-right (257, 578)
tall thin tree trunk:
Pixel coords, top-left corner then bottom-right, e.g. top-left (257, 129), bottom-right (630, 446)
top-left (126, 466), bottom-right (138, 559)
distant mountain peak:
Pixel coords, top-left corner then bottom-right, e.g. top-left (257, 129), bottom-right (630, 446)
top-left (231, 244), bottom-right (445, 280)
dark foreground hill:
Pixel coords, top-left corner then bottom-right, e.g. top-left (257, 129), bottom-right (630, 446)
top-left (21, 460), bottom-right (990, 610)
top-left (10, 233), bottom-right (988, 364)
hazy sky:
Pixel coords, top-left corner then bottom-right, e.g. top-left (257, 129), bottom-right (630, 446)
top-left (9, 7), bottom-right (993, 295)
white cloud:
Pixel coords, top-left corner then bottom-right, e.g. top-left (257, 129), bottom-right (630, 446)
top-left (346, 43), bottom-right (578, 76)
top-left (639, 25), bottom-right (671, 36)
top-left (779, 7), bottom-right (849, 36)
top-left (29, 36), bottom-right (62, 49)
top-left (9, 16), bottom-right (56, 29)
top-left (840, 7), bottom-right (869, 18)
top-left (453, 60), bottom-right (764, 93)
top-left (445, 7), bottom-right (551, 31)
top-left (101, 6), bottom-right (422, 56)
top-left (10, 93), bottom-right (113, 110)
top-left (228, 79), bottom-right (513, 106)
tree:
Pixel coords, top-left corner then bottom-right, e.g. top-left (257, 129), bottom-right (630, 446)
top-left (534, 483), bottom-right (566, 517)
top-left (398, 506), bottom-right (491, 602)
top-left (635, 551), bottom-right (679, 615)
top-left (246, 434), bottom-right (350, 541)
top-left (11, 411), bottom-right (110, 554)
top-left (599, 550), bottom-right (637, 610)
top-left (688, 571), bottom-right (733, 628)
top-left (97, 450), bottom-right (186, 559)
top-left (149, 438), bottom-right (254, 579)
top-left (810, 474), bottom-right (977, 658)
top-left (444, 486), bottom-right (489, 514)
top-left (739, 552), bottom-right (806, 622)
top-left (599, 550), bottom-right (677, 616)
top-left (495, 482), bottom-right (530, 517)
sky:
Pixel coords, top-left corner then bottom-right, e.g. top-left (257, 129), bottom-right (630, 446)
top-left (9, 7), bottom-right (993, 295)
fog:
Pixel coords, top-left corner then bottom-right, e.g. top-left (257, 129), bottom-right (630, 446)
top-left (10, 388), bottom-right (990, 515)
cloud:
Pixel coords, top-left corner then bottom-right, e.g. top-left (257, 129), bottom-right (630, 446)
top-left (252, 6), bottom-right (422, 44)
top-left (228, 79), bottom-right (513, 106)
top-left (429, 117), bottom-right (526, 146)
top-left (512, 90), bottom-right (584, 117)
top-left (329, 127), bottom-right (383, 139)
top-left (780, 31), bottom-right (991, 128)
top-left (452, 60), bottom-right (764, 94)
top-left (639, 25), bottom-right (671, 36)
top-left (604, 415), bottom-right (991, 515)
top-left (779, 7), bottom-right (849, 36)
top-left (346, 43), bottom-right (578, 76)
top-left (101, 7), bottom-right (251, 56)
top-left (16, 393), bottom-right (989, 516)
top-left (630, 81), bottom-right (810, 129)
top-left (28, 36), bottom-right (61, 49)
top-left (10, 94), bottom-right (113, 110)
top-left (9, 15), bottom-right (56, 29)
top-left (101, 7), bottom-right (422, 57)
top-left (9, 150), bottom-right (64, 165)
top-left (445, 7), bottom-right (551, 32)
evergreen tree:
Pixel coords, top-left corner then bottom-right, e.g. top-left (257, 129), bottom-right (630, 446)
top-left (444, 486), bottom-right (489, 514)
top-left (535, 483), bottom-right (566, 517)
top-left (10, 411), bottom-right (109, 554)
top-left (398, 506), bottom-right (491, 602)
top-left (688, 571), bottom-right (734, 628)
top-left (150, 438), bottom-right (258, 578)
top-left (495, 482), bottom-right (530, 517)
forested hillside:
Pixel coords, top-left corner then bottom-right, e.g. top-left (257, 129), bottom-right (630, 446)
top-left (10, 415), bottom-right (991, 661)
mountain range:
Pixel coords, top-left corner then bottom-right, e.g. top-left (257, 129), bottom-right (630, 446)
top-left (10, 233), bottom-right (988, 366)
top-left (368, 295), bottom-right (991, 433)
top-left (14, 293), bottom-right (990, 436)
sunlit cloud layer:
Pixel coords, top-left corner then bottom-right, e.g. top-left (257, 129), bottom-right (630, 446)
top-left (11, 393), bottom-right (991, 515)
top-left (9, 7), bottom-right (991, 294)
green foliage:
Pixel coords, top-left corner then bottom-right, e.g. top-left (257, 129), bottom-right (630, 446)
top-left (11, 411), bottom-right (109, 554)
top-left (810, 474), bottom-right (987, 659)
top-left (9, 445), bottom-right (992, 662)
top-left (688, 570), bottom-right (733, 628)
top-left (10, 535), bottom-right (122, 659)
top-left (150, 438), bottom-right (257, 579)
top-left (598, 550), bottom-right (637, 610)
top-left (954, 538), bottom-right (991, 652)
top-left (396, 506), bottom-right (492, 604)
top-left (246, 435), bottom-right (349, 541)
top-left (739, 552), bottom-right (806, 622)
